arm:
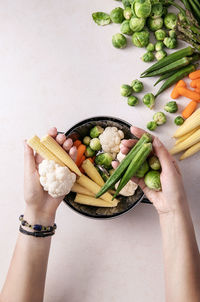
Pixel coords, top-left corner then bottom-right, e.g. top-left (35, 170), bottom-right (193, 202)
top-left (0, 128), bottom-right (77, 302)
top-left (118, 126), bottom-right (200, 302)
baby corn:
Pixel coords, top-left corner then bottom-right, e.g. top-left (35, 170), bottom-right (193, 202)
top-left (180, 142), bottom-right (200, 160)
top-left (170, 129), bottom-right (200, 155)
top-left (74, 194), bottom-right (116, 208)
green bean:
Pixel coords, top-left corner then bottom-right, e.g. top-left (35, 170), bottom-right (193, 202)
top-left (154, 70), bottom-right (177, 86)
top-left (188, 0), bottom-right (200, 22)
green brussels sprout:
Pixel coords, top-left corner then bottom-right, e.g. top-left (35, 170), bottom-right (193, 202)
top-left (169, 29), bottom-right (176, 38)
top-left (147, 121), bottom-right (157, 131)
top-left (150, 3), bottom-right (163, 19)
top-left (143, 93), bottom-right (156, 109)
top-left (153, 112), bottom-right (167, 125)
top-left (129, 17), bottom-right (146, 32)
top-left (164, 101), bottom-right (178, 113)
top-left (131, 79), bottom-right (144, 92)
top-left (155, 29), bottom-right (166, 41)
top-left (155, 50), bottom-right (167, 61)
top-left (135, 160), bottom-right (149, 178)
top-left (127, 95), bottom-right (139, 106)
top-left (120, 20), bottom-right (133, 35)
top-left (164, 37), bottom-right (177, 49)
top-left (174, 116), bottom-right (184, 126)
top-left (85, 146), bottom-right (96, 157)
top-left (90, 126), bottom-right (104, 138)
top-left (164, 13), bottom-right (177, 29)
top-left (147, 17), bottom-right (163, 31)
top-left (155, 41), bottom-right (164, 51)
top-left (121, 84), bottom-right (133, 97)
top-left (148, 155), bottom-right (161, 171)
top-left (123, 7), bottom-right (133, 20)
top-left (89, 138), bottom-right (101, 151)
top-left (144, 170), bottom-right (161, 191)
top-left (122, 0), bottom-right (131, 8)
top-left (112, 33), bottom-right (127, 48)
top-left (132, 30), bottom-right (150, 47)
top-left (95, 153), bottom-right (113, 168)
top-left (146, 43), bottom-right (155, 52)
top-left (83, 136), bottom-right (91, 145)
top-left (110, 7), bottom-right (125, 24)
top-left (133, 0), bottom-right (151, 18)
top-left (142, 51), bottom-right (155, 62)
top-left (92, 12), bottom-right (111, 26)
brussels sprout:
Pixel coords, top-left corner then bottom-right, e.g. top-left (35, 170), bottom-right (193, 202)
top-left (112, 33), bottom-right (127, 48)
top-left (142, 51), bottom-right (155, 62)
top-left (83, 136), bottom-right (91, 145)
top-left (131, 79), bottom-right (144, 92)
top-left (89, 138), bottom-right (101, 151)
top-left (147, 121), bottom-right (157, 131)
top-left (133, 0), bottom-right (151, 18)
top-left (95, 153), bottom-right (113, 168)
top-left (129, 17), bottom-right (146, 32)
top-left (155, 29), bottom-right (166, 41)
top-left (92, 12), bottom-right (111, 26)
top-left (110, 7), bottom-right (125, 24)
top-left (148, 155), bottom-right (161, 170)
top-left (164, 13), bottom-right (177, 29)
top-left (169, 29), bottom-right (176, 38)
top-left (164, 37), bottom-right (177, 49)
top-left (122, 0), bottom-right (131, 8)
top-left (155, 50), bottom-right (167, 61)
top-left (90, 126), bottom-right (104, 138)
top-left (124, 7), bottom-right (133, 20)
top-left (127, 95), bottom-right (139, 106)
top-left (174, 116), bottom-right (184, 126)
top-left (132, 30), bottom-right (150, 47)
top-left (143, 93), bottom-right (156, 109)
top-left (85, 146), bottom-right (96, 157)
top-left (144, 170), bottom-right (161, 191)
top-left (164, 101), bottom-right (178, 113)
top-left (153, 112), bottom-right (167, 125)
top-left (155, 41), bottom-right (164, 51)
top-left (135, 160), bottom-right (149, 178)
top-left (150, 3), bottom-right (163, 19)
top-left (121, 20), bottom-right (133, 35)
top-left (146, 43), bottom-right (155, 52)
top-left (121, 84), bottom-right (133, 97)
top-left (147, 17), bottom-right (163, 31)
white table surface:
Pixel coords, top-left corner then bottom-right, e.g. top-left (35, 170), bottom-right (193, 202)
top-left (0, 1), bottom-right (199, 301)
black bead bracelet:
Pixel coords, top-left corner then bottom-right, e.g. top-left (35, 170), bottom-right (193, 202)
top-left (19, 215), bottom-right (57, 232)
top-left (19, 225), bottom-right (55, 237)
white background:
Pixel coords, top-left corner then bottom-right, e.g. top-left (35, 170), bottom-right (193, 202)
top-left (0, 1), bottom-right (199, 301)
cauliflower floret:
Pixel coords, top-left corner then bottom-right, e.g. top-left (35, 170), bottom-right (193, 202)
top-left (38, 160), bottom-right (76, 198)
top-left (117, 151), bottom-right (126, 162)
top-left (99, 127), bottom-right (124, 159)
top-left (115, 180), bottom-right (138, 197)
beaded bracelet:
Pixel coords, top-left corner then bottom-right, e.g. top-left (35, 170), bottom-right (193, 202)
top-left (19, 225), bottom-right (55, 237)
top-left (19, 215), bottom-right (57, 232)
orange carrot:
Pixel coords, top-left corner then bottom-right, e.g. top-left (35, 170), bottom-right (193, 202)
top-left (79, 166), bottom-right (85, 174)
top-left (171, 80), bottom-right (186, 99)
top-left (75, 144), bottom-right (86, 166)
top-left (190, 79), bottom-right (200, 88)
top-left (78, 155), bottom-right (86, 168)
top-left (189, 69), bottom-right (200, 80)
top-left (73, 140), bottom-right (82, 148)
top-left (177, 87), bottom-right (200, 101)
top-left (88, 157), bottom-right (94, 163)
top-left (195, 87), bottom-right (200, 93)
top-left (182, 101), bottom-right (197, 119)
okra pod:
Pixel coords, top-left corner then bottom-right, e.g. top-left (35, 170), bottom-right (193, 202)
top-left (154, 70), bottom-right (177, 86)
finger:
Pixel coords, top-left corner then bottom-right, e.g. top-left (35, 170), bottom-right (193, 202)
top-left (112, 161), bottom-right (119, 169)
top-left (130, 126), bottom-right (146, 139)
top-left (121, 146), bottom-right (130, 154)
top-left (153, 137), bottom-right (176, 173)
top-left (56, 133), bottom-right (66, 145)
top-left (35, 153), bottom-right (43, 167)
top-left (171, 156), bottom-right (181, 175)
top-left (48, 127), bottom-right (57, 138)
top-left (24, 141), bottom-right (36, 174)
top-left (69, 146), bottom-right (77, 162)
top-left (121, 139), bottom-right (137, 148)
top-left (63, 138), bottom-right (73, 151)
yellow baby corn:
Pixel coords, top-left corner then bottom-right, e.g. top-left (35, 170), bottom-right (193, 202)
top-left (71, 183), bottom-right (94, 196)
top-left (175, 127), bottom-right (200, 145)
top-left (173, 108), bottom-right (200, 138)
top-left (180, 142), bottom-right (200, 160)
top-left (82, 159), bottom-right (104, 186)
top-left (170, 129), bottom-right (200, 155)
top-left (74, 194), bottom-right (115, 208)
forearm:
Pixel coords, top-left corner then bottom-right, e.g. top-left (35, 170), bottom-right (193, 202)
top-left (160, 201), bottom-right (200, 302)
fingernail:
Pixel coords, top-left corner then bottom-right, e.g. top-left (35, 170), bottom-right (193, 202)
top-left (154, 137), bottom-right (162, 147)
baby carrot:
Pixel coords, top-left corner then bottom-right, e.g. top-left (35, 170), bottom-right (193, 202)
top-left (76, 144), bottom-right (86, 167)
top-left (190, 79), bottom-right (200, 88)
top-left (171, 80), bottom-right (186, 99)
top-left (182, 101), bottom-right (197, 119)
top-left (73, 140), bottom-right (82, 148)
top-left (189, 69), bottom-right (200, 80)
top-left (78, 155), bottom-right (86, 168)
top-left (79, 166), bottom-right (85, 174)
top-left (88, 157), bottom-right (94, 163)
top-left (177, 87), bottom-right (200, 101)
top-left (195, 87), bottom-right (200, 93)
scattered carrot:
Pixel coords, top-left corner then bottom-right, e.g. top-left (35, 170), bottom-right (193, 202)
top-left (182, 101), bottom-right (198, 119)
top-left (189, 69), bottom-right (200, 80)
top-left (88, 157), bottom-right (95, 163)
top-left (75, 144), bottom-right (86, 166)
top-left (78, 155), bottom-right (86, 168)
top-left (177, 87), bottom-right (200, 102)
top-left (171, 80), bottom-right (186, 99)
top-left (73, 140), bottom-right (82, 148)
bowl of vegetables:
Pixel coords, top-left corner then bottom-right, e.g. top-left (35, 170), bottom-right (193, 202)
top-left (63, 116), bottom-right (152, 219)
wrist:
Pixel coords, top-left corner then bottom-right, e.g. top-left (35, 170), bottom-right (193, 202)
top-left (24, 207), bottom-right (56, 226)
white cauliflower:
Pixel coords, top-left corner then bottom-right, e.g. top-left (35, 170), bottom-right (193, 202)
top-left (99, 127), bottom-right (124, 159)
top-left (117, 151), bottom-right (126, 162)
top-left (38, 160), bottom-right (76, 198)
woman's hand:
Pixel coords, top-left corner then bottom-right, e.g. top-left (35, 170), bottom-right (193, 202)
top-left (112, 126), bottom-right (187, 216)
top-left (24, 127), bottom-right (77, 224)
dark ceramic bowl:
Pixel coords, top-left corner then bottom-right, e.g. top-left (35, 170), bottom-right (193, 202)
top-left (63, 116), bottom-right (150, 219)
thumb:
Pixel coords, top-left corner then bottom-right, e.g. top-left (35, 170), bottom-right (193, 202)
top-left (153, 137), bottom-right (175, 173)
top-left (24, 140), bottom-right (36, 174)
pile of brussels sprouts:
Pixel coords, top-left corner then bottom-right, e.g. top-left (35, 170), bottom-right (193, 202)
top-left (120, 79), bottom-right (144, 106)
top-left (92, 0), bottom-right (178, 62)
